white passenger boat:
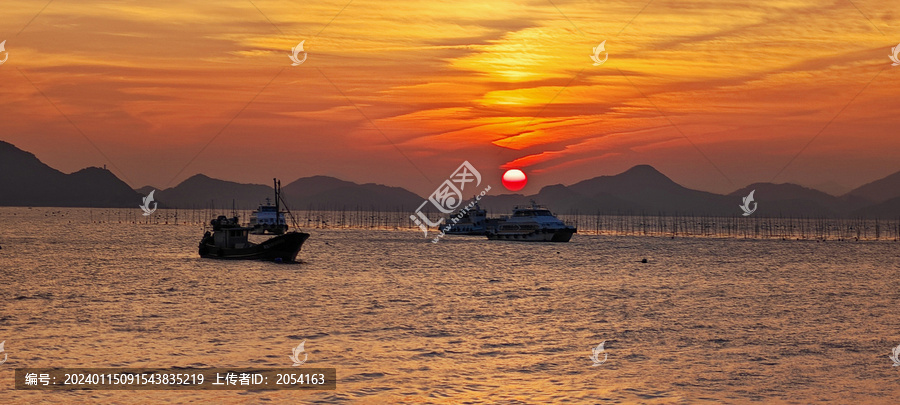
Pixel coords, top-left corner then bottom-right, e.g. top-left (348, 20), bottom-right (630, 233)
top-left (443, 202), bottom-right (491, 235)
top-left (249, 197), bottom-right (288, 235)
top-left (486, 202), bottom-right (576, 242)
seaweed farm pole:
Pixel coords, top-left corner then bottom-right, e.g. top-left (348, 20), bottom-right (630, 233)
top-left (625, 212), bottom-right (630, 235)
top-left (731, 215), bottom-right (736, 239)
top-left (640, 212), bottom-right (645, 235)
top-left (816, 216), bottom-right (822, 240)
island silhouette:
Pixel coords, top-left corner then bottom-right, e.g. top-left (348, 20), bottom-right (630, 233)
top-left (2, 140), bottom-right (898, 218)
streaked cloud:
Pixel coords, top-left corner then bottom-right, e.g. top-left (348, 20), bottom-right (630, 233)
top-left (1, 0), bottom-right (897, 193)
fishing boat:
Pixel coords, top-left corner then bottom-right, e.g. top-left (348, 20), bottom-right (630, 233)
top-left (198, 179), bottom-right (309, 262)
top-left (486, 201), bottom-right (576, 242)
top-left (249, 197), bottom-right (288, 235)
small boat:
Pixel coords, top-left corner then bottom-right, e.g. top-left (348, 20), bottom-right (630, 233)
top-left (198, 216), bottom-right (309, 262)
top-left (486, 201), bottom-right (576, 242)
top-left (198, 179), bottom-right (309, 262)
top-left (442, 202), bottom-right (492, 235)
top-left (249, 197), bottom-right (288, 235)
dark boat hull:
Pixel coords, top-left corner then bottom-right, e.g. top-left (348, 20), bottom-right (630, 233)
top-left (199, 231), bottom-right (310, 262)
top-left (444, 231), bottom-right (488, 236)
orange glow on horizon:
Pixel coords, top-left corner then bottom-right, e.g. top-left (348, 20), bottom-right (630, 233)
top-left (1, 0), bottom-right (897, 194)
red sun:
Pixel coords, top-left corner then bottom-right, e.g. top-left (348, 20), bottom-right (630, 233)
top-left (502, 169), bottom-right (528, 192)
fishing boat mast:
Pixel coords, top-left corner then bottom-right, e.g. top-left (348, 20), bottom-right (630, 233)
top-left (274, 178), bottom-right (301, 229)
top-left (274, 178), bottom-right (280, 221)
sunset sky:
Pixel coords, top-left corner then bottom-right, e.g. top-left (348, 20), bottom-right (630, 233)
top-left (1, 0), bottom-right (898, 196)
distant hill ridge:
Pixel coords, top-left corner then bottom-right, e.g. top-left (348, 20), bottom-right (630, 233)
top-left (0, 141), bottom-right (140, 207)
top-left (1, 140), bottom-right (899, 217)
top-left (148, 174), bottom-right (424, 210)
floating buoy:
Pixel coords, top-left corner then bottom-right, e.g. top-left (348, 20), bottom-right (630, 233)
top-left (641, 258), bottom-right (648, 263)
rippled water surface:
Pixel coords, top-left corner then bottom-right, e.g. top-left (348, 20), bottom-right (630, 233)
top-left (2, 208), bottom-right (900, 403)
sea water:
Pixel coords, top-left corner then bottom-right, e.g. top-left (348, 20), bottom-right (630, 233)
top-left (1, 207), bottom-right (899, 403)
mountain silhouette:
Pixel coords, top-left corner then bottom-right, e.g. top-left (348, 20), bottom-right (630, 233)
top-left (152, 174), bottom-right (275, 209)
top-left (1, 140), bottom-right (898, 217)
top-left (564, 165), bottom-right (729, 214)
top-left (480, 165), bottom-right (900, 218)
top-left (851, 196), bottom-right (900, 218)
top-left (843, 171), bottom-right (900, 205)
top-left (729, 183), bottom-right (844, 217)
top-left (0, 141), bottom-right (139, 207)
top-left (135, 186), bottom-right (157, 196)
top-left (281, 176), bottom-right (423, 210)
top-left (147, 174), bottom-right (423, 210)
top-left (480, 165), bottom-right (731, 215)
